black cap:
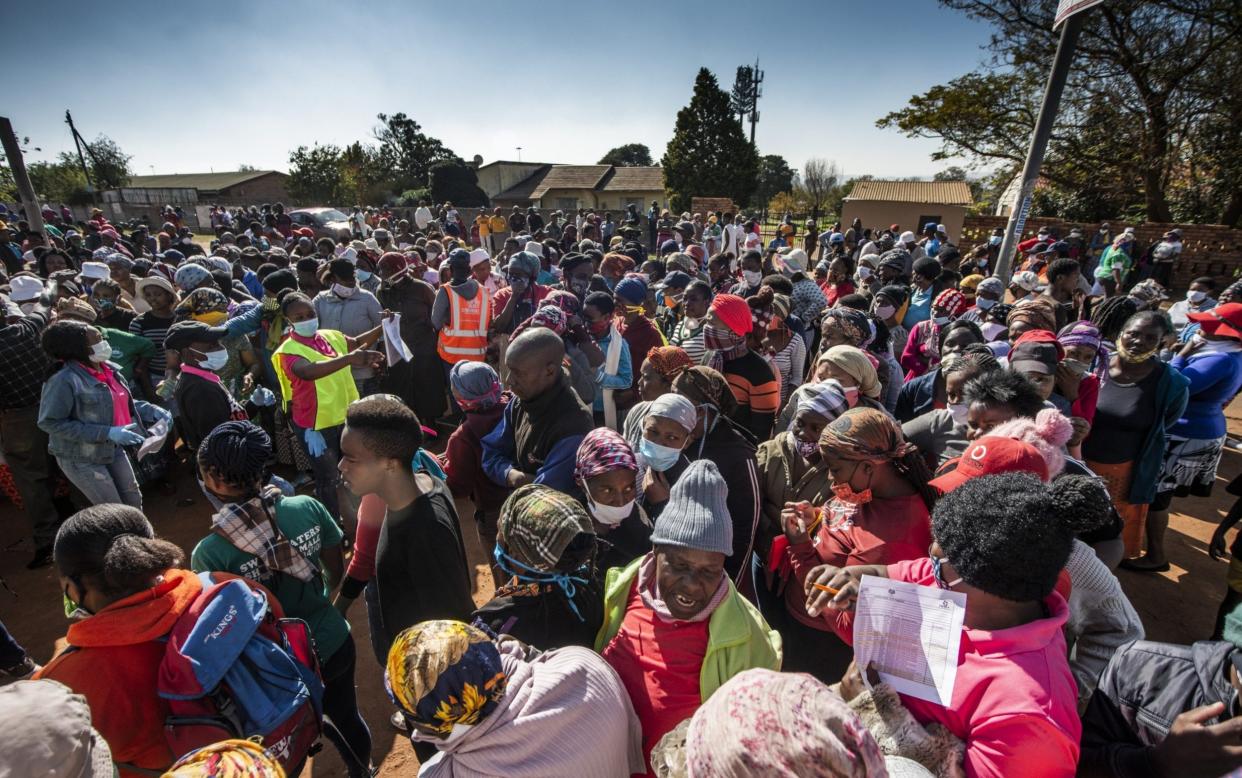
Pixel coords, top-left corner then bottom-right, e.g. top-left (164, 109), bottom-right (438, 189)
top-left (163, 320), bottom-right (229, 351)
top-left (657, 270), bottom-right (692, 290)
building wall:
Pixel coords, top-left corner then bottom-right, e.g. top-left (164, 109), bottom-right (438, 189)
top-left (841, 201), bottom-right (967, 240)
top-left (99, 187), bottom-right (202, 229)
top-left (211, 173), bottom-right (290, 206)
top-left (536, 188), bottom-right (601, 211)
top-left (597, 190), bottom-right (667, 213)
top-left (476, 163), bottom-right (547, 200)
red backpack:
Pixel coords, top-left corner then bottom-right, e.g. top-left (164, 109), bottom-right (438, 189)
top-left (154, 572), bottom-right (324, 773)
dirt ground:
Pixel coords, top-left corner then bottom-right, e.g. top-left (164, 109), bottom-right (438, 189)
top-left (3, 400), bottom-right (1241, 776)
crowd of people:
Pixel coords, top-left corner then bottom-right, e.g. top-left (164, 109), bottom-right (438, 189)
top-left (1, 199), bottom-right (1241, 778)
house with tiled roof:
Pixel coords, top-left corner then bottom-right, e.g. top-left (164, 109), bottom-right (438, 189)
top-left (480, 161), bottom-right (667, 212)
top-left (841, 180), bottom-right (974, 240)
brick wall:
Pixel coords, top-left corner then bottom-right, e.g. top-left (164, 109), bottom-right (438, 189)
top-left (214, 173), bottom-right (290, 207)
top-left (962, 215), bottom-right (1242, 292)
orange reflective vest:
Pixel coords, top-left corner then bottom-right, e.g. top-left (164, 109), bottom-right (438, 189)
top-left (437, 285), bottom-right (491, 363)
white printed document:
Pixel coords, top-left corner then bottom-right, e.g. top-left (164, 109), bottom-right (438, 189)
top-left (137, 418), bottom-right (171, 460)
top-left (382, 314), bottom-right (414, 364)
top-left (853, 574), bottom-right (966, 706)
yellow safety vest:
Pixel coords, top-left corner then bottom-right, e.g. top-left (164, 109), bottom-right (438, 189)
top-left (271, 329), bottom-right (359, 430)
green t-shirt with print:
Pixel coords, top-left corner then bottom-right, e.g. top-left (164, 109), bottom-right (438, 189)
top-left (190, 494), bottom-right (349, 661)
top-left (101, 326), bottom-right (155, 382)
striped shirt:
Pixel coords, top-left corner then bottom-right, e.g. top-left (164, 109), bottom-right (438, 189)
top-left (128, 311), bottom-right (175, 381)
top-left (670, 318), bottom-right (707, 365)
top-left (722, 350), bottom-right (781, 441)
top-left (770, 334), bottom-right (808, 406)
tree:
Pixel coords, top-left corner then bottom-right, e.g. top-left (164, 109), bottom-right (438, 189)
top-left (372, 112), bottom-right (456, 194)
top-left (28, 160), bottom-right (89, 204)
top-left (662, 68), bottom-right (759, 213)
top-left (878, 0), bottom-right (1241, 224)
top-left (81, 135), bottom-right (130, 191)
top-left (339, 142), bottom-right (391, 205)
top-left (287, 144), bottom-right (345, 204)
top-left (730, 66), bottom-right (757, 126)
top-left (598, 144), bottom-right (653, 167)
top-left (429, 160), bottom-right (488, 206)
top-left (801, 158), bottom-right (841, 221)
top-left (237, 164), bottom-right (259, 172)
top-left (753, 155), bottom-right (796, 218)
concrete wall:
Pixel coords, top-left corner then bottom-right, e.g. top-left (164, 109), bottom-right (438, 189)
top-left (211, 172), bottom-right (290, 206)
top-left (99, 187), bottom-right (202, 229)
top-left (476, 163), bottom-right (547, 200)
top-left (841, 200), bottom-right (967, 241)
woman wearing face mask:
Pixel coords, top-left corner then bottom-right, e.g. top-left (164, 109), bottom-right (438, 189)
top-left (780, 343), bottom-right (881, 431)
top-left (599, 251), bottom-right (635, 291)
top-left (731, 250), bottom-right (765, 298)
top-left (871, 284), bottom-right (909, 362)
top-left (89, 277), bottom-right (137, 330)
top-left (820, 255), bottom-right (855, 307)
top-left (901, 258), bottom-right (942, 330)
top-left (38, 320), bottom-right (171, 508)
top-left (900, 288), bottom-right (970, 381)
top-left (572, 427), bottom-right (651, 572)
top-left (756, 381), bottom-right (848, 626)
top-left (472, 484), bottom-right (604, 650)
top-left (779, 408), bottom-right (938, 682)
top-left (703, 293), bottom-right (779, 441)
top-left (1081, 311), bottom-right (1189, 560)
top-left (633, 393), bottom-right (697, 519)
top-left (165, 320), bottom-right (249, 457)
top-left (901, 349), bottom-right (1002, 469)
top-left (669, 280), bottom-right (712, 364)
top-left (1167, 276), bottom-right (1217, 334)
top-left (958, 276), bottom-right (1005, 327)
top-left (491, 251), bottom-right (549, 335)
top-left (582, 292), bottom-right (633, 425)
top-left (174, 287), bottom-right (262, 400)
top-left (670, 366), bottom-right (762, 586)
top-left (273, 291), bottom-right (388, 522)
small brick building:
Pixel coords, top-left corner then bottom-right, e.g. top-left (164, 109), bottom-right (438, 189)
top-left (123, 170), bottom-right (290, 207)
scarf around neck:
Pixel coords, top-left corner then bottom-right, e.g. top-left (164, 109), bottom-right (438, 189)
top-left (212, 485), bottom-right (317, 582)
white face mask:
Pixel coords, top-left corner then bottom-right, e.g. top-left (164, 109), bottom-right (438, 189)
top-left (332, 283), bottom-right (356, 298)
top-left (89, 340), bottom-right (113, 364)
top-left (742, 269), bottom-right (762, 286)
top-left (198, 349), bottom-right (228, 371)
top-left (975, 297), bottom-right (997, 311)
top-left (873, 304), bottom-right (896, 321)
top-left (857, 266), bottom-right (873, 280)
top-left (581, 481), bottom-right (634, 527)
top-left (948, 402), bottom-right (969, 425)
top-left (934, 316), bottom-right (950, 326)
top-left (1188, 290), bottom-right (1208, 304)
top-left (18, 301), bottom-right (35, 315)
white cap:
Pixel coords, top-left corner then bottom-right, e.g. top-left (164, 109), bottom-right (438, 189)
top-left (936, 224), bottom-right (947, 233)
top-left (899, 231), bottom-right (916, 244)
top-left (80, 261), bottom-right (110, 281)
top-left (524, 241), bottom-right (543, 255)
top-left (9, 275), bottom-right (43, 302)
top-left (1011, 270), bottom-right (1040, 292)
top-left (364, 238), bottom-right (381, 252)
top-left (338, 247), bottom-right (358, 263)
top-left (781, 248), bottom-right (807, 273)
top-left (468, 248), bottom-right (491, 268)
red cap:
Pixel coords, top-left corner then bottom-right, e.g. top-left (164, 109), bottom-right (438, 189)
top-left (930, 437), bottom-right (1049, 494)
top-left (1188, 303), bottom-right (1242, 341)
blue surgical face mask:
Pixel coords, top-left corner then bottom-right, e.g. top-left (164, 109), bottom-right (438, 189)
top-left (292, 318), bottom-right (319, 337)
top-left (639, 436), bottom-right (681, 472)
top-left (356, 270), bottom-right (372, 283)
top-left (989, 236), bottom-right (1002, 246)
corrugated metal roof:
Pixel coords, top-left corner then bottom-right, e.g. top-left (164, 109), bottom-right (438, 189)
top-left (530, 166), bottom-right (612, 199)
top-left (845, 180), bottom-right (973, 205)
top-left (124, 170), bottom-right (284, 191)
top-left (600, 166), bottom-right (664, 192)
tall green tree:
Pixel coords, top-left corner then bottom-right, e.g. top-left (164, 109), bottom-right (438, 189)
top-left (753, 155), bottom-right (795, 218)
top-left (80, 135), bottom-right (130, 191)
top-left (372, 112), bottom-right (456, 194)
top-left (598, 143), bottom-right (653, 167)
top-left (878, 0), bottom-right (1241, 224)
top-left (429, 160), bottom-right (488, 206)
top-left (662, 67), bottom-right (759, 213)
top-left (28, 160), bottom-right (89, 204)
top-left (287, 144), bottom-right (345, 204)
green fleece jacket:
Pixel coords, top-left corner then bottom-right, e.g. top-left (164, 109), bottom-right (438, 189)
top-left (594, 556), bottom-right (782, 700)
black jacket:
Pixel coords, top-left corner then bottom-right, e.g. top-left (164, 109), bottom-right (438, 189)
top-left (686, 417), bottom-right (760, 586)
top-left (1079, 639), bottom-right (1239, 777)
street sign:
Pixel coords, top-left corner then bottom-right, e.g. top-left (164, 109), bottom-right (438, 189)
top-left (1055, 0), bottom-right (1104, 28)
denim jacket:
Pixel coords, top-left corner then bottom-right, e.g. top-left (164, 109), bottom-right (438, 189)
top-left (38, 362), bottom-right (158, 464)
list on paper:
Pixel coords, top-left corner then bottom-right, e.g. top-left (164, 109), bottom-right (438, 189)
top-left (852, 574), bottom-right (966, 706)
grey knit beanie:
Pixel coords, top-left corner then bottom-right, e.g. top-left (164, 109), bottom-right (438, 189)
top-left (650, 460), bottom-right (732, 556)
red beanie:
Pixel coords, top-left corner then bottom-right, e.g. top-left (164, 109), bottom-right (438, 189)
top-left (711, 294), bottom-right (753, 335)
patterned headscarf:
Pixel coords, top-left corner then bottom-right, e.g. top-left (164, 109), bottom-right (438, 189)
top-left (683, 669), bottom-right (887, 778)
top-left (449, 361), bottom-right (501, 411)
top-left (959, 274), bottom-right (985, 296)
top-left (645, 345), bottom-right (694, 382)
top-left (933, 288), bottom-right (968, 318)
top-left (820, 307), bottom-right (872, 348)
top-left (818, 345), bottom-right (881, 400)
top-left (819, 407), bottom-right (916, 463)
top-left (672, 365), bottom-right (738, 417)
top-left (1058, 320), bottom-right (1108, 378)
top-left (506, 251), bottom-right (542, 281)
top-left (162, 739), bottom-right (285, 777)
top-left (176, 287), bottom-right (230, 324)
top-left (575, 427), bottom-right (638, 482)
top-left (511, 304), bottom-right (568, 339)
top-left (600, 252), bottom-right (635, 278)
top-left (174, 263), bottom-right (214, 293)
top-left (1006, 298), bottom-right (1058, 333)
top-left (544, 289), bottom-right (581, 316)
top-left (796, 380), bottom-right (850, 422)
top-left (385, 621), bottom-right (508, 739)
top-left (498, 484), bottom-right (595, 571)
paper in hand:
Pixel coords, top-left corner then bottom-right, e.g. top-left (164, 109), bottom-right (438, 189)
top-left (137, 418), bottom-right (171, 460)
top-left (382, 314), bottom-right (414, 364)
top-left (852, 574), bottom-right (966, 706)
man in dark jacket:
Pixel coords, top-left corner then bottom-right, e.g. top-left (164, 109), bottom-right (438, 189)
top-left (1080, 639), bottom-right (1242, 777)
top-left (165, 321), bottom-right (245, 452)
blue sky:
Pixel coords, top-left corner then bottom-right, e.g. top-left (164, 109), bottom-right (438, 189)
top-left (1, 1), bottom-right (993, 180)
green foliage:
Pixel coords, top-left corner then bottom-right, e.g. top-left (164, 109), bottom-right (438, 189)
top-left (398, 188), bottom-right (431, 207)
top-left (81, 135), bottom-right (130, 191)
top-left (287, 144), bottom-right (345, 204)
top-left (28, 160), bottom-right (88, 203)
top-left (753, 155), bottom-right (795, 216)
top-left (661, 68), bottom-right (759, 213)
top-left (429, 160), bottom-right (487, 206)
top-left (372, 113), bottom-right (456, 194)
top-left (879, 0), bottom-right (1242, 225)
top-left (598, 143), bottom-right (653, 167)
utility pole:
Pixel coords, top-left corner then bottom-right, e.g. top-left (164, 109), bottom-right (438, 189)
top-left (748, 58), bottom-right (763, 148)
top-left (0, 117), bottom-right (46, 237)
top-left (64, 110), bottom-right (97, 205)
top-left (993, 9), bottom-right (1088, 284)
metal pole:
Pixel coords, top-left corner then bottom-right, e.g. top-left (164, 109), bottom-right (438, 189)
top-left (0, 117), bottom-right (46, 237)
top-left (993, 12), bottom-right (1085, 285)
top-left (65, 110), bottom-right (96, 201)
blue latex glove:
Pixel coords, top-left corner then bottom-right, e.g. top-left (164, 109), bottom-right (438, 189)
top-left (151, 406), bottom-right (173, 425)
top-left (108, 425), bottom-right (145, 446)
top-left (304, 428), bottom-right (327, 458)
top-left (250, 386), bottom-right (276, 407)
